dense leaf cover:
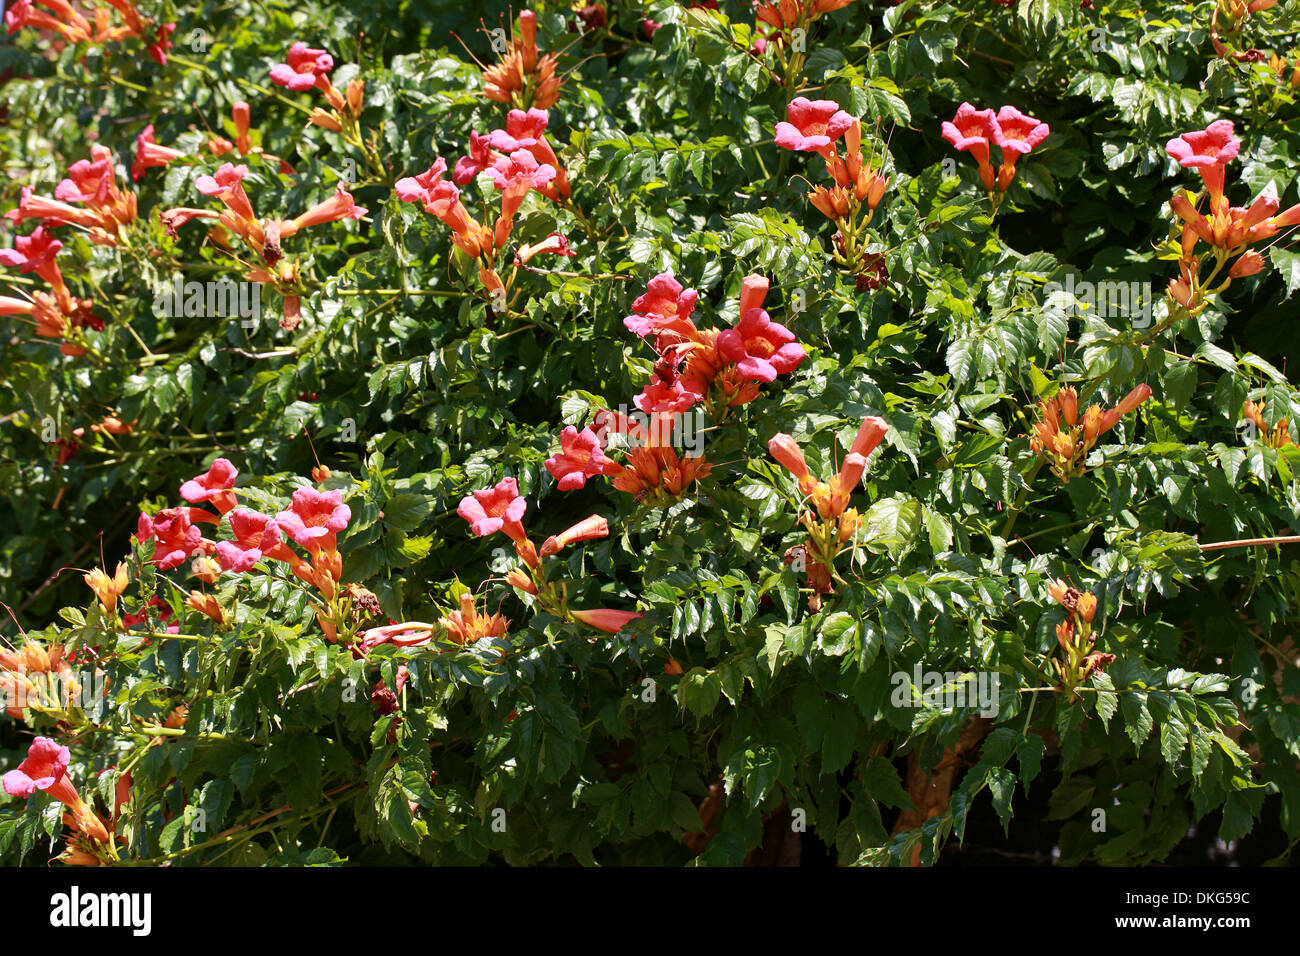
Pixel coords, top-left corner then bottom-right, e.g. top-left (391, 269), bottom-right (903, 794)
top-left (2, 0), bottom-right (1300, 866)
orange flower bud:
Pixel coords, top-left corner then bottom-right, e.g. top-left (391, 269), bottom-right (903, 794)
top-left (570, 607), bottom-right (643, 635)
top-left (738, 274), bottom-right (769, 318)
top-left (866, 173), bottom-right (888, 210)
top-left (1057, 387), bottom-right (1078, 427)
top-left (1056, 620), bottom-right (1074, 653)
top-left (84, 562), bottom-right (129, 615)
top-left (186, 590), bottom-right (229, 627)
top-left (515, 537), bottom-right (540, 570)
top-left (191, 556), bottom-right (221, 585)
top-left (1082, 405), bottom-right (1104, 444)
top-left (505, 567), bottom-right (537, 594)
top-left (232, 101), bottom-right (251, 155)
top-left (308, 108), bottom-right (342, 132)
top-left (1229, 250), bottom-right (1265, 278)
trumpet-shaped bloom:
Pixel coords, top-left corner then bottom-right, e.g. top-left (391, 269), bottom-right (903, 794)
top-left (3, 737), bottom-right (73, 799)
top-left (570, 608), bottom-right (643, 635)
top-left (489, 109), bottom-right (570, 199)
top-left (546, 426), bottom-right (612, 491)
top-left (453, 132), bottom-right (498, 185)
top-left (136, 508), bottom-right (205, 570)
top-left (634, 368), bottom-right (703, 414)
top-left (2, 737), bottom-right (105, 843)
top-left (457, 477), bottom-right (527, 541)
top-left (282, 184), bottom-right (367, 237)
top-left (215, 508), bottom-right (283, 572)
top-left (488, 109), bottom-right (550, 152)
top-left (180, 457), bottom-right (238, 508)
top-left (942, 103), bottom-right (995, 156)
top-left (1166, 120), bottom-right (1241, 168)
top-left (717, 308), bottom-right (806, 382)
top-left (131, 124), bottom-right (185, 182)
top-left (275, 487), bottom-right (351, 548)
top-left (395, 158), bottom-right (449, 206)
top-left (270, 41), bottom-right (334, 91)
top-left (624, 273), bottom-right (699, 341)
top-left (490, 149), bottom-right (557, 195)
top-left (0, 226), bottom-right (64, 287)
top-left (774, 97), bottom-right (854, 154)
top-left (991, 106), bottom-right (1049, 155)
top-left (55, 147), bottom-right (115, 204)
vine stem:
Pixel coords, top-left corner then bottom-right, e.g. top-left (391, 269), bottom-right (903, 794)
top-left (134, 783), bottom-right (359, 865)
top-left (334, 288), bottom-right (475, 298)
top-left (1200, 534), bottom-right (1300, 552)
top-left (167, 53), bottom-right (315, 117)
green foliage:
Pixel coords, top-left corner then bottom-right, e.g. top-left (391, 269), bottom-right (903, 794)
top-left (1, 0), bottom-right (1299, 867)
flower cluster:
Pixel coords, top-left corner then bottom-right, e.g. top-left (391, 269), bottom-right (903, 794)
top-left (1028, 384), bottom-right (1152, 482)
top-left (775, 98), bottom-right (889, 286)
top-left (0, 226), bottom-right (103, 356)
top-left (768, 416), bottom-right (889, 610)
top-left (454, 476), bottom-right (642, 639)
top-left (397, 107), bottom-right (574, 299)
top-left (1047, 579), bottom-right (1114, 699)
top-left (1267, 53), bottom-right (1300, 90)
top-left (7, 144), bottom-right (138, 246)
top-left (1242, 399), bottom-right (1294, 449)
top-left (5, 0), bottom-right (174, 65)
top-left (161, 164), bottom-right (366, 329)
top-left (482, 10), bottom-right (563, 111)
top-left (751, 1), bottom-right (859, 81)
top-left (132, 459), bottom-right (353, 636)
top-left (1164, 120), bottom-right (1300, 317)
top-left (941, 102), bottom-right (1050, 211)
top-left (3, 737), bottom-right (117, 865)
top-left (1211, 0), bottom-right (1278, 61)
top-left (545, 273), bottom-right (806, 505)
top-left (0, 642), bottom-right (81, 719)
top-left (269, 42), bottom-right (374, 175)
